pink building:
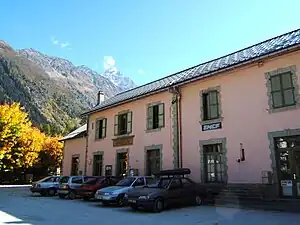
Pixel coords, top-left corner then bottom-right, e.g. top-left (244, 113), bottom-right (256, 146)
top-left (62, 28), bottom-right (300, 199)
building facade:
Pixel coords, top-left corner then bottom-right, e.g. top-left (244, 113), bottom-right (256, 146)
top-left (62, 28), bottom-right (300, 198)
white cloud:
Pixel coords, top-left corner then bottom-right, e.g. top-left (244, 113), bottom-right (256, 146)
top-left (137, 69), bottom-right (145, 75)
top-left (61, 42), bottom-right (70, 48)
top-left (51, 37), bottom-right (71, 50)
top-left (103, 56), bottom-right (116, 70)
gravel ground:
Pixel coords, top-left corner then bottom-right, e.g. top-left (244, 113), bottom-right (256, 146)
top-left (0, 187), bottom-right (300, 225)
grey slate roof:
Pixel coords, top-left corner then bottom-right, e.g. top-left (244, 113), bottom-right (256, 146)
top-left (84, 28), bottom-right (300, 115)
top-left (60, 124), bottom-right (87, 141)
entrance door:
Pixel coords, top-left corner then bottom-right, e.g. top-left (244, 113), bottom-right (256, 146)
top-left (275, 136), bottom-right (300, 198)
top-left (71, 156), bottom-right (79, 176)
top-left (116, 152), bottom-right (128, 176)
top-left (146, 149), bottom-right (160, 176)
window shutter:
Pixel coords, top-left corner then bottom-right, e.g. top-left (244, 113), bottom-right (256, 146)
top-left (102, 118), bottom-right (107, 138)
top-left (127, 111), bottom-right (132, 134)
top-left (95, 120), bottom-right (100, 139)
top-left (114, 115), bottom-right (119, 136)
top-left (147, 106), bottom-right (153, 130)
top-left (158, 103), bottom-right (164, 128)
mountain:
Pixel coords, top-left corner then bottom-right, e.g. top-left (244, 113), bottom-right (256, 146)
top-left (0, 40), bottom-right (136, 133)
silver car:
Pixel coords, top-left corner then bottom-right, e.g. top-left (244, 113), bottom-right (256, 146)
top-left (95, 176), bottom-right (156, 206)
top-left (30, 175), bottom-right (61, 196)
top-left (57, 176), bottom-right (89, 200)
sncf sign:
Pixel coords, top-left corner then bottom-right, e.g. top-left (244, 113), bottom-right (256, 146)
top-left (202, 122), bottom-right (222, 131)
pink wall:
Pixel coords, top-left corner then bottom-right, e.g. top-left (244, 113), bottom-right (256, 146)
top-left (62, 137), bottom-right (86, 176)
top-left (180, 50), bottom-right (300, 183)
top-left (87, 92), bottom-right (174, 176)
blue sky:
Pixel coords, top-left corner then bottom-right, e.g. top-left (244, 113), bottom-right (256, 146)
top-left (1, 0), bottom-right (300, 85)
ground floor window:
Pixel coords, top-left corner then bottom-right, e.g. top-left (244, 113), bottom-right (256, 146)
top-left (93, 154), bottom-right (103, 176)
top-left (116, 152), bottom-right (128, 176)
top-left (146, 149), bottom-right (160, 176)
top-left (71, 156), bottom-right (79, 176)
top-left (203, 143), bottom-right (225, 183)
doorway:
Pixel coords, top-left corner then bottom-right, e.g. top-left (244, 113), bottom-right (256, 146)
top-left (146, 149), bottom-right (161, 176)
top-left (275, 136), bottom-right (300, 198)
top-left (71, 156), bottom-right (79, 176)
top-left (116, 152), bottom-right (128, 176)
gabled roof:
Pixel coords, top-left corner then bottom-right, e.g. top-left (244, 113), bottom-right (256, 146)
top-left (83, 28), bottom-right (300, 115)
top-left (60, 124), bottom-right (87, 141)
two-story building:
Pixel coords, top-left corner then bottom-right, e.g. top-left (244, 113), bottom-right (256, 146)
top-left (62, 28), bottom-right (300, 199)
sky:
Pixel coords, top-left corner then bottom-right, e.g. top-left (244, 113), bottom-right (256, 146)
top-left (0, 0), bottom-right (300, 86)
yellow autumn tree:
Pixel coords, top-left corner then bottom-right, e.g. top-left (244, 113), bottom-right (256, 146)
top-left (0, 103), bottom-right (44, 170)
top-left (36, 136), bottom-right (64, 172)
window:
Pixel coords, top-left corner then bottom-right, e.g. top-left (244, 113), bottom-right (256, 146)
top-left (270, 72), bottom-right (295, 109)
top-left (71, 177), bottom-right (83, 184)
top-left (203, 144), bottom-right (225, 183)
top-left (169, 178), bottom-right (182, 189)
top-left (95, 118), bottom-right (107, 139)
top-left (114, 111), bottom-right (132, 135)
top-left (146, 177), bottom-right (157, 185)
top-left (181, 178), bottom-right (194, 187)
top-left (202, 90), bottom-right (219, 121)
top-left (71, 156), bottom-right (79, 176)
top-left (147, 103), bottom-right (164, 130)
top-left (92, 154), bottom-right (103, 176)
top-left (133, 177), bottom-right (145, 186)
top-left (146, 149), bottom-right (161, 176)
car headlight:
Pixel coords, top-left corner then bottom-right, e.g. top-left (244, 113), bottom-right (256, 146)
top-left (138, 196), bottom-right (149, 200)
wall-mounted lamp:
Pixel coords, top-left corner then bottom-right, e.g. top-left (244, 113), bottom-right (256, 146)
top-left (237, 143), bottom-right (246, 163)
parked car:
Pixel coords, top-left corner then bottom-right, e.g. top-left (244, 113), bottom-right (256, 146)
top-left (77, 176), bottom-right (122, 201)
top-left (94, 176), bottom-right (156, 206)
top-left (57, 176), bottom-right (91, 200)
top-left (30, 175), bottom-right (61, 196)
top-left (125, 168), bottom-right (211, 213)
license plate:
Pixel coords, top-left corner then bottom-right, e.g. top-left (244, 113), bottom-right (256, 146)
top-left (102, 196), bottom-right (110, 200)
top-left (59, 190), bottom-right (68, 194)
top-left (128, 199), bottom-right (136, 203)
top-left (96, 195), bottom-right (102, 200)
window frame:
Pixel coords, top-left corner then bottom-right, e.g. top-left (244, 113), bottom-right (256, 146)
top-left (95, 118), bottom-right (107, 140)
top-left (202, 90), bottom-right (220, 121)
top-left (265, 65), bottom-right (300, 114)
top-left (146, 102), bottom-right (165, 131)
top-left (114, 111), bottom-right (133, 136)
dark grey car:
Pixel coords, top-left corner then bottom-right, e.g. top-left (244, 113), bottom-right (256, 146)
top-left (57, 176), bottom-right (89, 200)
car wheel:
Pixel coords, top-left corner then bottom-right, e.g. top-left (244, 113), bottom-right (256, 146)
top-left (48, 188), bottom-right (56, 197)
top-left (58, 194), bottom-right (66, 199)
top-left (68, 191), bottom-right (76, 200)
top-left (130, 204), bottom-right (138, 211)
top-left (153, 198), bottom-right (164, 213)
top-left (195, 195), bottom-right (203, 206)
top-left (116, 195), bottom-right (124, 207)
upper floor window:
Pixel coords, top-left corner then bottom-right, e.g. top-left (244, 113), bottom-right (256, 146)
top-left (114, 111), bottom-right (132, 136)
top-left (266, 65), bottom-right (299, 113)
top-left (95, 118), bottom-right (107, 139)
top-left (147, 103), bottom-right (164, 130)
top-left (270, 72), bottom-right (295, 108)
top-left (202, 90), bottom-right (220, 121)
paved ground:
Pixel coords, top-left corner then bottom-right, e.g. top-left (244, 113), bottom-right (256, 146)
top-left (0, 188), bottom-right (300, 225)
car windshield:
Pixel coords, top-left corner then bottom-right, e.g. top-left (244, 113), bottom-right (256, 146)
top-left (59, 176), bottom-right (70, 183)
top-left (116, 177), bottom-right (136, 186)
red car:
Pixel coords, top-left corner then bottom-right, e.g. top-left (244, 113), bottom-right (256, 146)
top-left (77, 176), bottom-right (122, 201)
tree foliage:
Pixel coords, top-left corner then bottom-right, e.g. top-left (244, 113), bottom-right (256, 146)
top-left (0, 102), bottom-right (63, 172)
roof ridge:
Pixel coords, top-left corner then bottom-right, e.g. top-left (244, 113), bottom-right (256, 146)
top-left (115, 28), bottom-right (300, 96)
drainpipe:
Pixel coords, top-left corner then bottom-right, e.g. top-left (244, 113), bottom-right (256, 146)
top-left (84, 115), bottom-right (90, 176)
top-left (170, 86), bottom-right (183, 168)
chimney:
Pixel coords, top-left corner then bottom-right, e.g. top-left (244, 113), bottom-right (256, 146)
top-left (97, 91), bottom-right (105, 105)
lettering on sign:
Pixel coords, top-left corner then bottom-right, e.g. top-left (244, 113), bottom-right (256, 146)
top-left (112, 136), bottom-right (134, 147)
top-left (202, 122), bottom-right (222, 131)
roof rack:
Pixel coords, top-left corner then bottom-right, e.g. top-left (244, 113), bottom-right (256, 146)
top-left (154, 168), bottom-right (191, 177)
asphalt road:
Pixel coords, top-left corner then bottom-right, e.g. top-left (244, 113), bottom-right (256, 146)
top-left (0, 187), bottom-right (300, 225)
